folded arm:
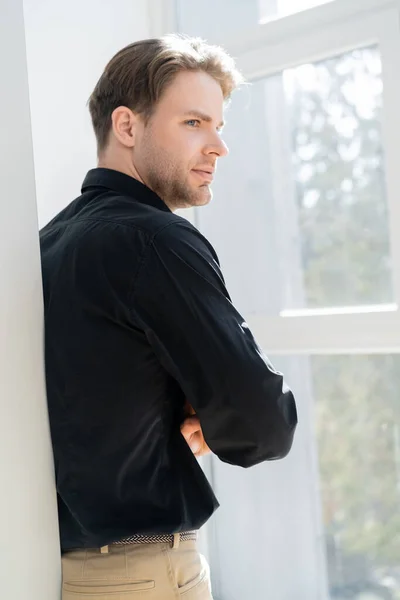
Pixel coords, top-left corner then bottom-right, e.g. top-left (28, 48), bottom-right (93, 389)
top-left (132, 221), bottom-right (297, 468)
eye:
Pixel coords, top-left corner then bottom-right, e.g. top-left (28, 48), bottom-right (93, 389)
top-left (185, 119), bottom-right (201, 127)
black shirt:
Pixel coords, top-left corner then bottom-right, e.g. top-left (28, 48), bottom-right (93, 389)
top-left (40, 168), bottom-right (297, 552)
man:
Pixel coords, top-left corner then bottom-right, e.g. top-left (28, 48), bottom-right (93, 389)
top-left (40, 34), bottom-right (297, 599)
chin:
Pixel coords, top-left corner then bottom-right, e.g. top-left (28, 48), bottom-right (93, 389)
top-left (195, 197), bottom-right (211, 207)
top-left (174, 188), bottom-right (212, 210)
top-left (194, 189), bottom-right (212, 207)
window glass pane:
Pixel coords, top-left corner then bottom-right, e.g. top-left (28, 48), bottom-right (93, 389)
top-left (284, 46), bottom-right (392, 310)
top-left (269, 354), bottom-right (400, 600)
top-left (312, 354), bottom-right (400, 599)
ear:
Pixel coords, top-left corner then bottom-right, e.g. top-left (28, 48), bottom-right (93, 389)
top-left (110, 106), bottom-right (139, 148)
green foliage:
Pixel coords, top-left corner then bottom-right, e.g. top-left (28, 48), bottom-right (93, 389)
top-left (291, 47), bottom-right (392, 308)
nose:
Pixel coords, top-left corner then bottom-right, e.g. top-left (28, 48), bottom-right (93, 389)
top-left (204, 135), bottom-right (229, 158)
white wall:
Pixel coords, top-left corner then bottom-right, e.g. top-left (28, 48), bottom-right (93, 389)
top-left (0, 2), bottom-right (151, 598)
top-left (23, 0), bottom-right (151, 227)
top-left (0, 0), bottom-right (61, 598)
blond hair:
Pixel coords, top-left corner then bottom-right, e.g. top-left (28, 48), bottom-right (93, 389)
top-left (88, 34), bottom-right (243, 154)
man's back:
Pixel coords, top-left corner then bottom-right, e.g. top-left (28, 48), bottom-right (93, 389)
top-left (40, 169), bottom-right (219, 551)
top-left (41, 168), bottom-right (297, 553)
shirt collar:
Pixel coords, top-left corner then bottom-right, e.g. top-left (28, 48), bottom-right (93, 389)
top-left (81, 168), bottom-right (171, 213)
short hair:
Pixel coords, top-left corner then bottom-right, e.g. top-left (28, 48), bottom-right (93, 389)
top-left (88, 34), bottom-right (243, 155)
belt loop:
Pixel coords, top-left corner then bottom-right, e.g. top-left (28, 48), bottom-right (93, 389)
top-left (172, 533), bottom-right (180, 550)
top-left (100, 545), bottom-right (109, 554)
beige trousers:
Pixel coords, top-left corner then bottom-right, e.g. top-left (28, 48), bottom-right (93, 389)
top-left (62, 537), bottom-right (213, 599)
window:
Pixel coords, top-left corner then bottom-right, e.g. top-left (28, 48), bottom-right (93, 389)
top-left (258, 46), bottom-right (392, 311)
top-left (174, 0), bottom-right (400, 598)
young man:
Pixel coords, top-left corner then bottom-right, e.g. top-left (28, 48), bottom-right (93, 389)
top-left (40, 34), bottom-right (297, 599)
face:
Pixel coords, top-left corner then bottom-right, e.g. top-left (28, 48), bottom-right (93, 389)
top-left (131, 71), bottom-right (228, 210)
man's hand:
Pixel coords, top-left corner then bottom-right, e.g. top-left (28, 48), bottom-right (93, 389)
top-left (181, 402), bottom-right (211, 457)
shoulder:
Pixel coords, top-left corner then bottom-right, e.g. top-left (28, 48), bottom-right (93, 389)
top-left (151, 217), bottom-right (220, 266)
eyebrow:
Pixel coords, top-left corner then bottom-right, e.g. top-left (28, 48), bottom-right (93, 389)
top-left (183, 110), bottom-right (225, 129)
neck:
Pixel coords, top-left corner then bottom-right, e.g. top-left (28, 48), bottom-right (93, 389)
top-left (97, 156), bottom-right (177, 212)
top-left (98, 158), bottom-right (144, 183)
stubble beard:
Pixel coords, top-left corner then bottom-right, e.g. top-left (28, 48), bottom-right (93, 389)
top-left (147, 166), bottom-right (211, 210)
top-left (139, 138), bottom-right (212, 210)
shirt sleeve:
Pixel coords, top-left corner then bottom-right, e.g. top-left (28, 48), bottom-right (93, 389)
top-left (131, 220), bottom-right (297, 468)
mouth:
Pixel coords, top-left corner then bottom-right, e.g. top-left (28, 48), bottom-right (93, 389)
top-left (191, 169), bottom-right (214, 184)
